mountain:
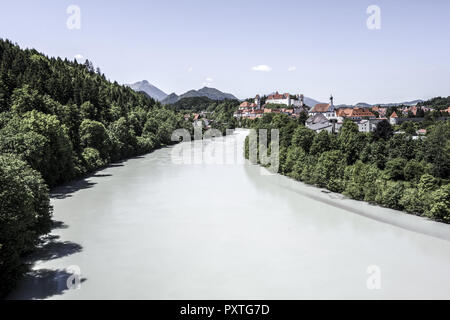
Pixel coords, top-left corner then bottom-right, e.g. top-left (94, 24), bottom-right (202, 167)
top-left (161, 87), bottom-right (238, 105)
top-left (127, 80), bottom-right (168, 101)
top-left (162, 93), bottom-right (180, 105)
top-left (196, 87), bottom-right (237, 101)
top-left (337, 99), bottom-right (424, 108)
top-left (303, 97), bottom-right (322, 108)
top-left (375, 100), bottom-right (424, 107)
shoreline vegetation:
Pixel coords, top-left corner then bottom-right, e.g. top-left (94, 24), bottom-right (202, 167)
top-left (243, 114), bottom-right (449, 227)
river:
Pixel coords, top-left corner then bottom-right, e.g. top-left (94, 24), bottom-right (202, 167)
top-left (8, 129), bottom-right (450, 299)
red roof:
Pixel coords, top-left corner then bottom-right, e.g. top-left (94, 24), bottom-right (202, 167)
top-left (311, 103), bottom-right (331, 113)
top-left (239, 101), bottom-right (251, 108)
top-left (390, 111), bottom-right (398, 118)
top-left (267, 92), bottom-right (289, 100)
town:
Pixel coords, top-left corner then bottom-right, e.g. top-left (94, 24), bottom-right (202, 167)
top-left (232, 92), bottom-right (450, 135)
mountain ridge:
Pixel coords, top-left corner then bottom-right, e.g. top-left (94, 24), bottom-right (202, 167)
top-left (161, 87), bottom-right (238, 105)
top-left (127, 80), bottom-right (168, 101)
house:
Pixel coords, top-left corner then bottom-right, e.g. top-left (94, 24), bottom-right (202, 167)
top-left (337, 108), bottom-right (376, 120)
top-left (234, 95), bottom-right (264, 119)
top-left (238, 95), bottom-right (261, 111)
top-left (372, 106), bottom-right (387, 117)
top-left (357, 119), bottom-right (378, 132)
top-left (306, 113), bottom-right (333, 133)
top-left (390, 111), bottom-right (398, 125)
top-left (309, 95), bottom-right (337, 120)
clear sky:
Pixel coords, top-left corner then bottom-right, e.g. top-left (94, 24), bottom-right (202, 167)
top-left (0, 0), bottom-right (449, 104)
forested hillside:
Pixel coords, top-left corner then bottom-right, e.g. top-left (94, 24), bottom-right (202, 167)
top-left (0, 39), bottom-right (190, 296)
top-left (245, 114), bottom-right (450, 223)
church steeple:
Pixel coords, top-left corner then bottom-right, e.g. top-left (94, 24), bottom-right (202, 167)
top-left (330, 94), bottom-right (334, 107)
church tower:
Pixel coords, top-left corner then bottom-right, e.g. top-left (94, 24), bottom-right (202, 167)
top-left (255, 94), bottom-right (261, 108)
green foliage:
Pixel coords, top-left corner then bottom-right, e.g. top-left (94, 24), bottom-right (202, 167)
top-left (0, 154), bottom-right (51, 297)
top-left (82, 147), bottom-right (106, 171)
top-left (372, 120), bottom-right (393, 140)
top-left (375, 180), bottom-right (405, 210)
top-left (291, 125), bottom-right (315, 153)
top-left (404, 159), bottom-right (424, 182)
top-left (423, 121), bottom-right (450, 178)
top-left (79, 119), bottom-right (110, 158)
top-left (384, 157), bottom-right (407, 181)
top-left (264, 103), bottom-right (288, 109)
top-left (282, 146), bottom-right (306, 177)
top-left (312, 150), bottom-right (346, 192)
top-left (418, 96), bottom-right (450, 111)
top-left (338, 119), bottom-right (367, 165)
top-left (310, 130), bottom-right (333, 155)
top-left (344, 161), bottom-right (380, 201)
top-left (0, 111), bottom-right (74, 186)
top-left (427, 184), bottom-right (450, 222)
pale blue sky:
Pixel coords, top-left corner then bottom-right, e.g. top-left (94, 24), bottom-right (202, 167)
top-left (0, 0), bottom-right (449, 104)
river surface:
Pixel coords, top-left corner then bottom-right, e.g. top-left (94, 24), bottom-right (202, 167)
top-left (9, 129), bottom-right (450, 299)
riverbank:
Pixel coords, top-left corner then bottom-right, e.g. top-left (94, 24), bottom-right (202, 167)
top-left (256, 164), bottom-right (450, 242)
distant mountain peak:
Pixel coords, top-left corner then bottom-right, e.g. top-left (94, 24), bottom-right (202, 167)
top-left (161, 87), bottom-right (238, 105)
top-left (127, 80), bottom-right (168, 101)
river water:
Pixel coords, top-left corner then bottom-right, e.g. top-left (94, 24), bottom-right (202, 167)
top-left (9, 129), bottom-right (450, 299)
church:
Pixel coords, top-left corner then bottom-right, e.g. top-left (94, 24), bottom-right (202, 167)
top-left (309, 95), bottom-right (337, 120)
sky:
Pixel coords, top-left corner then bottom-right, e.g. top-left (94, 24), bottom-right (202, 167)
top-left (0, 0), bottom-right (449, 104)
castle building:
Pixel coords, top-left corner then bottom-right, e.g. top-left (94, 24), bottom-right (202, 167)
top-left (266, 92), bottom-right (304, 108)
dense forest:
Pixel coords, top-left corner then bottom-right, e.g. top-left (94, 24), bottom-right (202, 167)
top-left (0, 39), bottom-right (191, 296)
top-left (244, 113), bottom-right (449, 223)
top-left (418, 96), bottom-right (450, 110)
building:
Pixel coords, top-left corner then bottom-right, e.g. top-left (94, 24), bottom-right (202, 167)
top-left (372, 106), bottom-right (387, 117)
top-left (266, 92), bottom-right (304, 108)
top-left (306, 113), bottom-right (334, 133)
top-left (336, 108), bottom-right (376, 120)
top-left (357, 119), bottom-right (378, 132)
top-left (309, 95), bottom-right (337, 120)
top-left (390, 111), bottom-right (398, 125)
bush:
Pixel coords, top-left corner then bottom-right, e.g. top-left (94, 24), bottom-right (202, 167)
top-left (399, 187), bottom-right (425, 215)
top-left (384, 158), bottom-right (407, 181)
top-left (82, 147), bottom-right (106, 171)
top-left (426, 184), bottom-right (450, 222)
top-left (0, 154), bottom-right (52, 297)
top-left (375, 180), bottom-right (405, 210)
top-left (312, 150), bottom-right (346, 192)
top-left (0, 111), bottom-right (74, 186)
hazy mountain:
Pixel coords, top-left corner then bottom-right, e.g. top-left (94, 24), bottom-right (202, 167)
top-left (196, 87), bottom-right (237, 101)
top-left (375, 100), bottom-right (424, 107)
top-left (337, 99), bottom-right (424, 108)
top-left (128, 80), bottom-right (168, 101)
top-left (161, 87), bottom-right (238, 105)
top-left (162, 93), bottom-right (180, 105)
top-left (303, 97), bottom-right (322, 108)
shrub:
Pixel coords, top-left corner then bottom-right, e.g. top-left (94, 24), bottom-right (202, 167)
top-left (0, 154), bottom-right (52, 297)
